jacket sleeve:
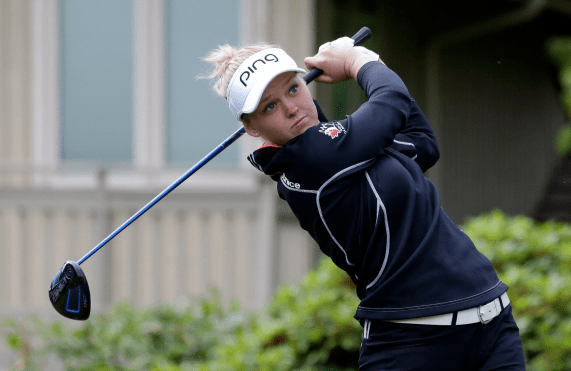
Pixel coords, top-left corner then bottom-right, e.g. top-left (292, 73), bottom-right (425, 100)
top-left (389, 98), bottom-right (440, 173)
top-left (286, 61), bottom-right (412, 176)
top-left (312, 67), bottom-right (439, 172)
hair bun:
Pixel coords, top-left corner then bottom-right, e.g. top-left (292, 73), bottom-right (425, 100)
top-left (199, 43), bottom-right (279, 99)
top-left (207, 45), bottom-right (236, 78)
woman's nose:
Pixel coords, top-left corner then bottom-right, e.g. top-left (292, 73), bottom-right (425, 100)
top-left (285, 102), bottom-right (298, 116)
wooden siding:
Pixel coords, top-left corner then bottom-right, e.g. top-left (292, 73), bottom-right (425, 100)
top-left (437, 33), bottom-right (564, 223)
top-left (533, 153), bottom-right (571, 222)
top-left (0, 185), bottom-right (319, 316)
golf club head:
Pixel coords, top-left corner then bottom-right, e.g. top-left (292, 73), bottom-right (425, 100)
top-left (49, 261), bottom-right (91, 320)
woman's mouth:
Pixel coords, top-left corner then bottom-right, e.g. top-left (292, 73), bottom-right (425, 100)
top-left (293, 116), bottom-right (306, 128)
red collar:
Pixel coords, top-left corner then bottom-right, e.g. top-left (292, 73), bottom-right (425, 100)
top-left (258, 142), bottom-right (282, 150)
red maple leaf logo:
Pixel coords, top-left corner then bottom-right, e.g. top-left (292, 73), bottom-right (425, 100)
top-left (325, 128), bottom-right (340, 138)
top-left (319, 122), bottom-right (346, 139)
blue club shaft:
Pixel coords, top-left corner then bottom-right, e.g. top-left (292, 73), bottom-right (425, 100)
top-left (78, 126), bottom-right (246, 265)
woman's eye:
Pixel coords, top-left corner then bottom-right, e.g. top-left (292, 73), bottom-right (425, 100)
top-left (290, 84), bottom-right (299, 94)
top-left (265, 103), bottom-right (276, 112)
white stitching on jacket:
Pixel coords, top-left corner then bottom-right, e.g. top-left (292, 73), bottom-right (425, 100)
top-left (393, 140), bottom-right (415, 147)
top-left (365, 171), bottom-right (390, 289)
top-left (393, 140), bottom-right (418, 161)
top-left (248, 154), bottom-right (263, 172)
top-left (316, 159), bottom-right (376, 269)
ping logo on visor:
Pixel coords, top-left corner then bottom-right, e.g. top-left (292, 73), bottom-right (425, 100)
top-left (239, 53), bottom-right (279, 87)
top-left (227, 48), bottom-right (306, 121)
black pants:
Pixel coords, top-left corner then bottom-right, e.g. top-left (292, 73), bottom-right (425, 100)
top-left (359, 305), bottom-right (526, 370)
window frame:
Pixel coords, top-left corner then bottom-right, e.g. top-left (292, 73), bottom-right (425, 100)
top-left (32, 0), bottom-right (260, 191)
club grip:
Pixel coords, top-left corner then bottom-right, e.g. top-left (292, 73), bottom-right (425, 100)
top-left (351, 26), bottom-right (372, 46)
top-left (303, 26), bottom-right (372, 84)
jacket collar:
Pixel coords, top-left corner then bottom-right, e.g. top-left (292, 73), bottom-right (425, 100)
top-left (247, 99), bottom-right (328, 178)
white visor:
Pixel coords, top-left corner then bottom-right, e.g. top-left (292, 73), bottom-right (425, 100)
top-left (227, 48), bottom-right (306, 121)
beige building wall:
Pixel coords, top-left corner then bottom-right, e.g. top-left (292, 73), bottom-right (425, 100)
top-left (0, 2), bottom-right (319, 364)
top-left (1, 0), bottom-right (319, 366)
top-left (0, 185), bottom-right (315, 314)
top-left (0, 0), bottom-right (33, 187)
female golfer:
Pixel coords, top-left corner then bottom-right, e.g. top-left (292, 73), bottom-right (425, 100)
top-left (203, 39), bottom-right (525, 370)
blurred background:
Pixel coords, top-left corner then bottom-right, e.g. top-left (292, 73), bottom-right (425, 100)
top-left (1, 0), bottom-right (571, 369)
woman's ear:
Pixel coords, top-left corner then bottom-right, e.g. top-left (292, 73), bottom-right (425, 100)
top-left (242, 116), bottom-right (261, 137)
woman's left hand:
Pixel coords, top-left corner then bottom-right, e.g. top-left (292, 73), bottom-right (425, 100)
top-left (304, 42), bottom-right (378, 84)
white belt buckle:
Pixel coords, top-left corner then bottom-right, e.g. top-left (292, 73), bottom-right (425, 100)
top-left (478, 300), bottom-right (499, 324)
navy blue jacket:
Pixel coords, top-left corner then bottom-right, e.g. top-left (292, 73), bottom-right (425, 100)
top-left (248, 61), bottom-right (507, 320)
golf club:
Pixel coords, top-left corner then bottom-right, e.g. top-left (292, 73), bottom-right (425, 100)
top-left (49, 26), bottom-right (372, 320)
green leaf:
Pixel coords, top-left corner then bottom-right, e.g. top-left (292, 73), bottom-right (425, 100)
top-left (557, 125), bottom-right (571, 155)
top-left (6, 333), bottom-right (21, 349)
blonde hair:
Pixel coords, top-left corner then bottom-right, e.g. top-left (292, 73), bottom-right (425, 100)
top-left (200, 43), bottom-right (279, 99)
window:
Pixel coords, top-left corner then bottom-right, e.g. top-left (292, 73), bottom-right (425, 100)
top-left (33, 0), bottom-right (252, 188)
top-left (60, 0), bottom-right (133, 163)
top-left (166, 0), bottom-right (241, 167)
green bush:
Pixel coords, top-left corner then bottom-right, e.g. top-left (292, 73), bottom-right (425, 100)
top-left (463, 210), bottom-right (571, 371)
top-left (4, 211), bottom-right (571, 370)
top-left (202, 258), bottom-right (361, 371)
top-left (2, 261), bottom-right (361, 371)
top-left (546, 38), bottom-right (571, 155)
top-left (2, 293), bottom-right (243, 371)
